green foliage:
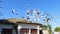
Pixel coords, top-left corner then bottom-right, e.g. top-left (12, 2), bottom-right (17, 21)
top-left (49, 30), bottom-right (52, 34)
top-left (48, 25), bottom-right (51, 30)
top-left (54, 27), bottom-right (60, 32)
top-left (43, 25), bottom-right (51, 30)
top-left (43, 25), bottom-right (52, 34)
top-left (43, 25), bottom-right (47, 30)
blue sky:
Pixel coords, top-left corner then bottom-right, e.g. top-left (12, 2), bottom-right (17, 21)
top-left (1, 0), bottom-right (60, 30)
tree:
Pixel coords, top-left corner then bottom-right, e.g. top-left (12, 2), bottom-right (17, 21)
top-left (48, 25), bottom-right (51, 30)
top-left (42, 25), bottom-right (51, 30)
top-left (43, 25), bottom-right (47, 30)
top-left (43, 25), bottom-right (52, 34)
top-left (54, 27), bottom-right (60, 32)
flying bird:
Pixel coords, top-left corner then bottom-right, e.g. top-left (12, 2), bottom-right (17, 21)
top-left (16, 12), bottom-right (19, 15)
top-left (12, 9), bottom-right (15, 13)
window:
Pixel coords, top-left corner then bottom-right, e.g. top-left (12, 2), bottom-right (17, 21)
top-left (31, 29), bottom-right (37, 34)
top-left (21, 29), bottom-right (29, 34)
top-left (1, 29), bottom-right (12, 34)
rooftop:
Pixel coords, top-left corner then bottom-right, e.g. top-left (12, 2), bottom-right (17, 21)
top-left (0, 18), bottom-right (42, 25)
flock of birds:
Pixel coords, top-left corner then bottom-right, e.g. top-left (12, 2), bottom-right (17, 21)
top-left (0, 0), bottom-right (59, 26)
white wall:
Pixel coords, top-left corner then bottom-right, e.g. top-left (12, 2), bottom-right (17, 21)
top-left (42, 30), bottom-right (49, 34)
top-left (53, 32), bottom-right (60, 34)
top-left (18, 23), bottom-right (38, 29)
top-left (17, 23), bottom-right (41, 34)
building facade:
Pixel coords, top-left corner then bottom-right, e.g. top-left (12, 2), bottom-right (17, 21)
top-left (0, 18), bottom-right (43, 34)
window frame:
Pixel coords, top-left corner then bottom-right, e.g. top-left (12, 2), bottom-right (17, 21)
top-left (1, 28), bottom-right (12, 34)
